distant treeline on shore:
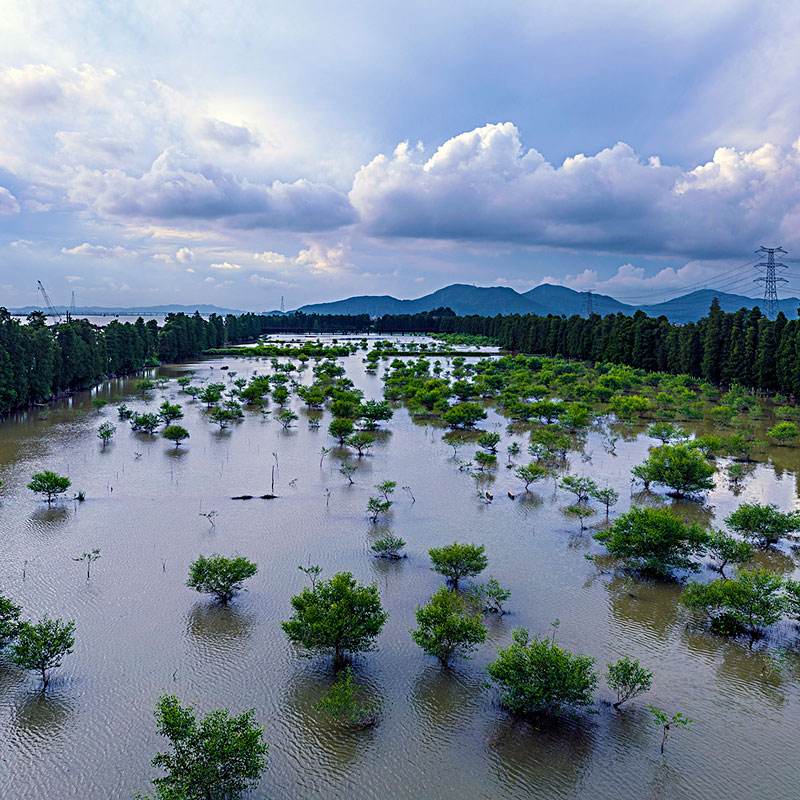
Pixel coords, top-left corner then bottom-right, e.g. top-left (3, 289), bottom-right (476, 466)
top-left (0, 298), bottom-right (796, 415)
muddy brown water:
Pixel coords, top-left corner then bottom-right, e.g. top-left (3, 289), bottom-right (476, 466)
top-left (1, 348), bottom-right (799, 799)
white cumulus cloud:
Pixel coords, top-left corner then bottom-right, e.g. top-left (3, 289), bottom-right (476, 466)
top-left (0, 186), bottom-right (20, 214)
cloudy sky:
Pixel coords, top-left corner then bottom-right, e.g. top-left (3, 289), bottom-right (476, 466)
top-left (1, 1), bottom-right (799, 310)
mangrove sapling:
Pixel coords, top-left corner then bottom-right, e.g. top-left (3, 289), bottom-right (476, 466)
top-left (97, 421), bottom-right (116, 448)
top-left (208, 407), bottom-right (239, 429)
top-left (646, 422), bottom-right (688, 445)
top-left (376, 480), bottom-right (397, 502)
top-left (428, 543), bottom-right (488, 589)
top-left (339, 462), bottom-right (358, 485)
top-left (402, 485), bottom-right (416, 503)
top-left (705, 530), bottom-right (753, 577)
top-left (277, 409), bottom-right (298, 429)
top-left (135, 379), bottom-right (155, 396)
top-left (91, 397), bottom-right (108, 413)
top-left (443, 402), bottom-right (487, 429)
top-left (359, 400), bottom-right (393, 431)
top-left (474, 451), bottom-right (497, 470)
top-left (607, 657), bottom-right (653, 709)
top-left (633, 444), bottom-right (715, 498)
top-left (371, 533), bottom-right (406, 559)
top-left (767, 421), bottom-right (799, 446)
top-left (563, 503), bottom-right (595, 532)
top-left (199, 510), bottom-right (218, 527)
top-left (329, 417), bottom-right (355, 445)
top-left (187, 555), bottom-right (257, 604)
top-left (594, 507), bottom-right (709, 577)
top-left (559, 475), bottom-right (599, 504)
top-left (73, 548), bottom-right (101, 581)
top-left (367, 496), bottom-right (392, 523)
top-left (647, 706), bottom-right (692, 755)
top-left (145, 694), bottom-right (267, 800)
top-left (514, 463), bottom-right (548, 492)
top-left (477, 431), bottom-right (501, 453)
top-left (117, 403), bottom-right (133, 420)
top-left (467, 578), bottom-right (511, 614)
top-left (131, 412), bottom-right (161, 434)
top-left (11, 616), bottom-right (75, 691)
top-left (680, 568), bottom-right (785, 638)
top-left (725, 503), bottom-right (800, 549)
top-left (158, 401), bottom-right (184, 425)
top-left (411, 587), bottom-right (487, 668)
top-left (487, 628), bottom-right (597, 716)
top-left (347, 432), bottom-right (374, 457)
top-left (0, 595), bottom-right (22, 650)
top-left (506, 441), bottom-right (521, 464)
top-left (590, 486), bottom-right (620, 520)
top-left (317, 666), bottom-right (379, 728)
top-left (162, 425), bottom-right (190, 448)
top-left (27, 470), bottom-right (71, 504)
top-left (282, 572), bottom-right (388, 665)
top-left (319, 447), bottom-right (331, 468)
top-left (298, 564), bottom-right (322, 590)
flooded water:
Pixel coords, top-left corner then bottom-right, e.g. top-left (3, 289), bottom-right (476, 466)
top-left (1, 347), bottom-right (799, 800)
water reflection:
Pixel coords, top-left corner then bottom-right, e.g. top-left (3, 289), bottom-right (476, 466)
top-left (186, 602), bottom-right (255, 655)
top-left (607, 575), bottom-right (681, 641)
top-left (13, 691), bottom-right (75, 743)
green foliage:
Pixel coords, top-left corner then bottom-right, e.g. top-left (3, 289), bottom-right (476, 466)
top-left (411, 587), bottom-right (487, 667)
top-left (590, 485), bottom-right (620, 517)
top-left (375, 480), bottom-right (397, 500)
top-left (346, 431), bottom-right (374, 456)
top-left (559, 475), bottom-right (598, 503)
top-left (131, 412), bottom-right (161, 434)
top-left (647, 422), bottom-right (688, 445)
top-left (276, 409), bottom-right (298, 429)
top-left (329, 417), bottom-right (355, 444)
top-left (162, 424), bottom-right (190, 448)
top-left (282, 572), bottom-right (388, 664)
top-left (609, 394), bottom-right (650, 421)
top-left (316, 666), bottom-right (379, 727)
top-left (607, 657), bottom-right (653, 708)
top-left (359, 400), bottom-right (393, 430)
top-left (208, 406), bottom-right (240, 429)
top-left (442, 402), bottom-right (487, 429)
top-left (11, 616), bottom-right (75, 690)
top-left (199, 384), bottom-right (224, 407)
top-left (0, 595), bottom-right (22, 650)
top-left (705, 530), bottom-right (753, 576)
top-left (767, 420), bottom-right (799, 446)
top-left (563, 503), bottom-right (595, 530)
top-left (477, 431), bottom-right (501, 452)
top-left (146, 694), bottom-right (267, 800)
top-left (514, 462), bottom-right (549, 491)
top-left (634, 443), bottom-right (715, 498)
top-left (186, 555), bottom-right (258, 603)
top-left (367, 496), bottom-right (392, 523)
top-left (474, 450), bottom-right (497, 470)
top-left (680, 568), bottom-right (785, 636)
top-left (647, 706), bottom-right (692, 754)
top-left (725, 503), bottom-right (800, 548)
top-left (487, 628), bottom-right (597, 716)
top-left (466, 577), bottom-right (511, 614)
top-left (27, 470), bottom-right (71, 503)
top-left (428, 542), bottom-right (488, 588)
top-left (594, 506), bottom-right (708, 576)
top-left (158, 401), bottom-right (184, 425)
top-left (371, 533), bottom-right (406, 559)
top-left (117, 403), bottom-right (134, 420)
top-left (97, 421), bottom-right (116, 447)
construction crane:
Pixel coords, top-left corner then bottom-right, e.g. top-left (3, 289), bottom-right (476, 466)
top-left (36, 280), bottom-right (63, 322)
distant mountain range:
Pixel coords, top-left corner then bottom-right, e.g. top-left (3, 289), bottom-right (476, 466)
top-left (10, 303), bottom-right (246, 317)
top-left (295, 283), bottom-right (800, 323)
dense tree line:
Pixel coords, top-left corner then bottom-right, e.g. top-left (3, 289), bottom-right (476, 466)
top-left (0, 309), bottom-right (296, 415)
top-left (377, 299), bottom-right (800, 398)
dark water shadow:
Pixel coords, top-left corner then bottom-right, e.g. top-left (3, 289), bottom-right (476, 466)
top-left (13, 690), bottom-right (75, 743)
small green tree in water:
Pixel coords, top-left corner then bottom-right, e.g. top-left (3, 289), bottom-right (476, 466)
top-left (647, 706), bottom-right (692, 754)
top-left (187, 555), bottom-right (257, 604)
top-left (162, 424), bottom-right (190, 448)
top-left (27, 470), bottom-right (71, 504)
top-left (428, 542), bottom-right (488, 589)
top-left (316, 666), bottom-right (379, 728)
top-left (607, 656), bottom-right (653, 709)
top-left (11, 616), bottom-right (75, 691)
top-left (97, 421), bottom-right (116, 448)
top-left (411, 587), bottom-right (487, 668)
top-left (144, 694), bottom-right (267, 800)
top-left (282, 572), bottom-right (388, 665)
top-left (487, 628), bottom-right (597, 716)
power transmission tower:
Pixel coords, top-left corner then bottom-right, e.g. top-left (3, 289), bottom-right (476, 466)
top-left (754, 246), bottom-right (788, 318)
top-left (585, 290), bottom-right (593, 317)
top-left (280, 295), bottom-right (285, 313)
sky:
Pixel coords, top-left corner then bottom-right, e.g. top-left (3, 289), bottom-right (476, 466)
top-left (1, 0), bottom-right (800, 311)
